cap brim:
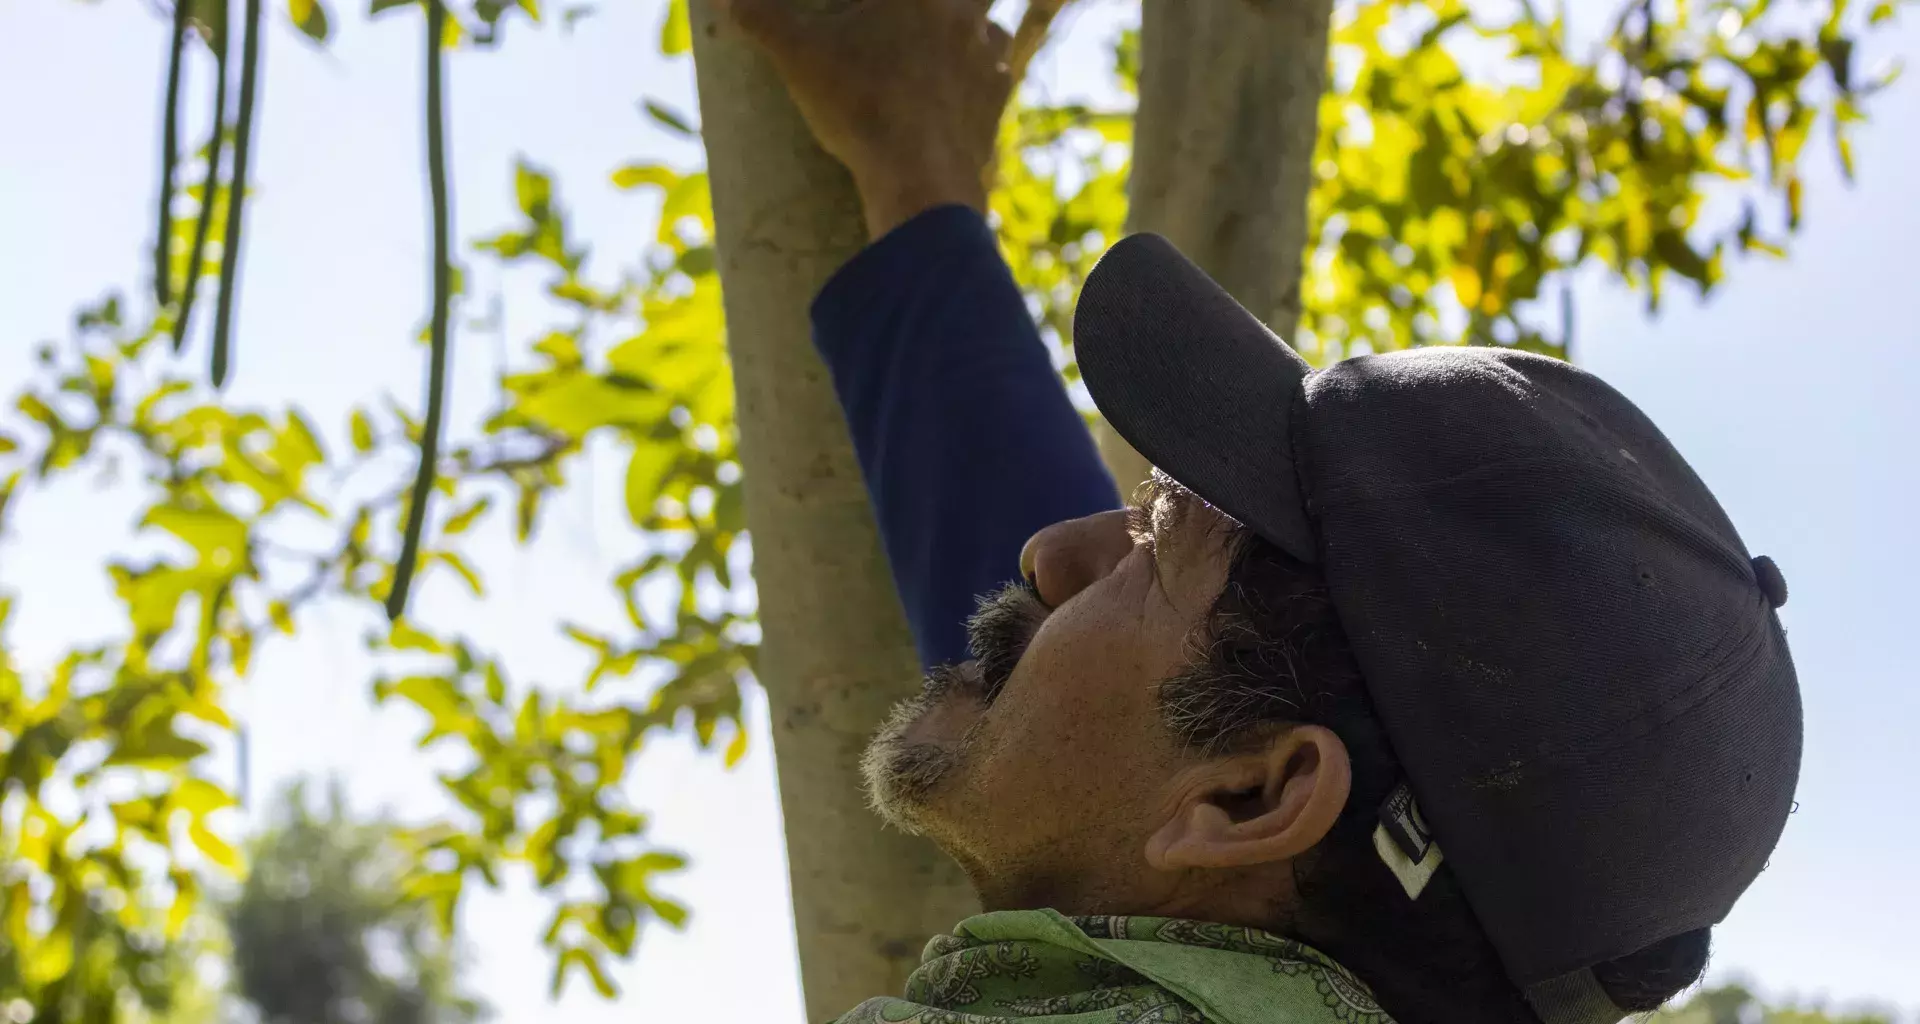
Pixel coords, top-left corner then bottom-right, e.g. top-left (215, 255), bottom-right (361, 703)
top-left (1074, 233), bottom-right (1318, 562)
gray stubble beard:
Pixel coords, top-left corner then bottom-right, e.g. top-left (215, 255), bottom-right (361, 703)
top-left (861, 583), bottom-right (1042, 834)
top-left (859, 663), bottom-right (986, 835)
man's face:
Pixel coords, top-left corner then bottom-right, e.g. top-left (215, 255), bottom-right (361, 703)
top-left (861, 482), bottom-right (1239, 914)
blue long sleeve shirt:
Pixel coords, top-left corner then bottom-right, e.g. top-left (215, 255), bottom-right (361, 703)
top-left (810, 205), bottom-right (1123, 669)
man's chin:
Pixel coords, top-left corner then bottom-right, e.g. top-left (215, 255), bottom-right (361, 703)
top-left (859, 669), bottom-right (988, 834)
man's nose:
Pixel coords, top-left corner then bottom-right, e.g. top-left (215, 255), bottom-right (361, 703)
top-left (1018, 509), bottom-right (1134, 609)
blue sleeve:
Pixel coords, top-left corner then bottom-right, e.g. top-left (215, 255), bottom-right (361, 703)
top-left (811, 205), bottom-right (1123, 669)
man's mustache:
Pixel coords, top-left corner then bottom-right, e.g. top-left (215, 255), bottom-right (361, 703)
top-left (964, 580), bottom-right (1049, 704)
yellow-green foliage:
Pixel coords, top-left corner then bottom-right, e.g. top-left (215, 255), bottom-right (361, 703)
top-left (0, 0), bottom-right (1903, 1013)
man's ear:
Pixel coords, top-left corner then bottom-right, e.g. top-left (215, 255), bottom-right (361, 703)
top-left (1145, 726), bottom-right (1352, 871)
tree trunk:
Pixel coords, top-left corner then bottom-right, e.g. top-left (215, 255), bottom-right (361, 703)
top-left (685, 0), bottom-right (1332, 1014)
top-left (686, 4), bottom-right (978, 1021)
top-left (1095, 0), bottom-right (1334, 495)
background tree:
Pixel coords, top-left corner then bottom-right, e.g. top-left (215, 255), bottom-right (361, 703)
top-left (0, 0), bottom-right (1905, 1019)
top-left (1656, 984), bottom-right (1902, 1024)
top-left (225, 780), bottom-right (486, 1024)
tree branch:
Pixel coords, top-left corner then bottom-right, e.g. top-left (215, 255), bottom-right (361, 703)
top-left (1009, 0), bottom-right (1077, 90)
top-left (985, 1), bottom-right (1080, 197)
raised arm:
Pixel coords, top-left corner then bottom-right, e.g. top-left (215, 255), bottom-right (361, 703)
top-left (720, 0), bottom-right (1122, 668)
top-left (814, 207), bottom-right (1120, 668)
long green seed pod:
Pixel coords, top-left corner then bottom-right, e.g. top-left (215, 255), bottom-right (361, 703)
top-left (172, 1), bottom-right (232, 353)
top-left (208, 0), bottom-right (263, 388)
top-left (386, 0), bottom-right (455, 623)
top-left (154, 0), bottom-right (190, 307)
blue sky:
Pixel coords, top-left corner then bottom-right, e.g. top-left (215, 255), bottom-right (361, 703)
top-left (1, 0), bottom-right (1916, 1020)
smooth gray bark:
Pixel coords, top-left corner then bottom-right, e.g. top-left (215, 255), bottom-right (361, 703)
top-left (684, 0), bottom-right (1333, 1015)
top-left (1097, 0), bottom-right (1334, 494)
top-left (687, 4), bottom-right (978, 1020)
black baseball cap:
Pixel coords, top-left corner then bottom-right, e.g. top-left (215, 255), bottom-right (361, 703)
top-left (1073, 234), bottom-right (1802, 1024)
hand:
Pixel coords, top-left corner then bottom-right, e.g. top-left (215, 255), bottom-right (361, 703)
top-left (719, 0), bottom-right (1014, 238)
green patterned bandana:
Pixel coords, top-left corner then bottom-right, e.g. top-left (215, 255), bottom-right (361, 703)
top-left (835, 910), bottom-right (1394, 1024)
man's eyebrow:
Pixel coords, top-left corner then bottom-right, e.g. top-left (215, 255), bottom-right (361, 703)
top-left (1125, 474), bottom-right (1172, 541)
top-left (1158, 483), bottom-right (1200, 535)
top-left (1125, 473), bottom-right (1200, 548)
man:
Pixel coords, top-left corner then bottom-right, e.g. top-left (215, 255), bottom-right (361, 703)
top-left (720, 3), bottom-right (1802, 1023)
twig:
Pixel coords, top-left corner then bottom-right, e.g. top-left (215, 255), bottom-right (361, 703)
top-left (386, 0), bottom-right (456, 622)
top-left (209, 0), bottom-right (264, 387)
top-left (457, 430), bottom-right (569, 477)
top-left (985, 0), bottom-right (1078, 196)
top-left (1009, 0), bottom-right (1076, 92)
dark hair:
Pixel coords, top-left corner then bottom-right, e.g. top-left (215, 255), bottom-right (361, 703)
top-left (1159, 516), bottom-right (1711, 1024)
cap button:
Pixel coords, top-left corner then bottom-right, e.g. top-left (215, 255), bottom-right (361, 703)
top-left (1751, 555), bottom-right (1788, 609)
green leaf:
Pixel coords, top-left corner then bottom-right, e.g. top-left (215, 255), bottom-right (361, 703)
top-left (1653, 231), bottom-right (1713, 286)
top-left (172, 777), bottom-right (238, 816)
top-left (190, 817), bottom-right (242, 871)
top-left (657, 172), bottom-right (712, 242)
top-left (533, 330), bottom-right (583, 367)
top-left (111, 798), bottom-right (160, 830)
top-left (371, 0), bottom-right (414, 13)
top-left (611, 163), bottom-right (679, 191)
top-left (277, 409), bottom-right (327, 473)
top-left (676, 245), bottom-right (715, 277)
top-left (659, 0), bottom-right (690, 55)
top-left (389, 618), bottom-right (449, 652)
top-left (144, 504), bottom-right (249, 567)
top-left (642, 99), bottom-right (699, 138)
top-left (564, 623), bottom-right (610, 654)
top-left (713, 480), bottom-right (745, 533)
top-left (17, 392), bottom-right (63, 431)
top-left (554, 947), bottom-right (618, 999)
top-left (379, 675), bottom-right (472, 735)
top-left (515, 485), bottom-right (541, 542)
top-left (624, 440), bottom-right (677, 524)
top-left (443, 495), bottom-right (491, 534)
top-left (514, 373), bottom-right (670, 437)
top-left (646, 893), bottom-right (689, 928)
top-left (112, 561), bottom-right (197, 636)
top-left (290, 0), bottom-right (330, 41)
top-left (585, 648), bottom-right (640, 690)
top-left (402, 870), bottom-right (464, 933)
top-left (516, 162), bottom-right (554, 219)
top-left (350, 408), bottom-right (375, 451)
top-left (623, 851), bottom-right (687, 881)
top-left (107, 718), bottom-right (211, 769)
top-left (182, 684), bottom-right (236, 728)
top-left (433, 551), bottom-right (484, 595)
top-left (23, 927), bottom-right (75, 986)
